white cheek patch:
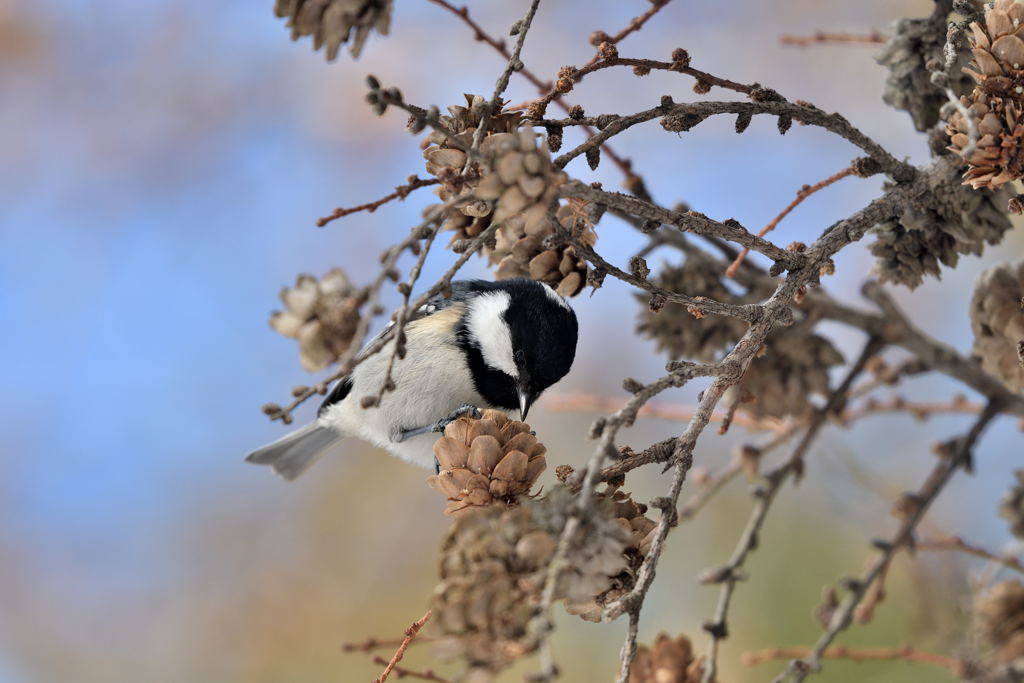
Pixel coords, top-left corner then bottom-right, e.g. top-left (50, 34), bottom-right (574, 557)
top-left (466, 292), bottom-right (518, 378)
top-left (540, 281), bottom-right (570, 310)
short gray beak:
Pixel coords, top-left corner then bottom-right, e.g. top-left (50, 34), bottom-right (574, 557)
top-left (519, 390), bottom-right (534, 421)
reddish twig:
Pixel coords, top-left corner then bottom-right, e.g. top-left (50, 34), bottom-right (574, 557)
top-left (853, 561), bottom-right (888, 624)
top-left (743, 645), bottom-right (963, 675)
top-left (374, 610), bottom-right (433, 683)
top-left (592, 0), bottom-right (674, 54)
top-left (841, 394), bottom-right (987, 424)
top-left (726, 165), bottom-right (857, 277)
top-left (371, 656), bottom-right (450, 683)
top-left (918, 534), bottom-right (1024, 575)
top-left (545, 392), bottom-right (780, 432)
top-left (342, 636), bottom-right (433, 653)
top-left (317, 177), bottom-right (440, 227)
top-left (780, 31), bottom-right (887, 47)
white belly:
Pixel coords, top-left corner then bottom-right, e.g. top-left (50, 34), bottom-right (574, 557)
top-left (317, 316), bottom-right (507, 469)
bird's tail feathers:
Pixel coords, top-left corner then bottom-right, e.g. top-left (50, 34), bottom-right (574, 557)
top-left (245, 422), bottom-right (340, 481)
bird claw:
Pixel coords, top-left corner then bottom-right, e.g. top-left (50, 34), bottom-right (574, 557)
top-left (432, 404), bottom-right (481, 432)
top-left (396, 405), bottom-right (482, 443)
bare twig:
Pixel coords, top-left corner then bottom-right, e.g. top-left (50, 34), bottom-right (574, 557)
top-left (594, 1), bottom-right (675, 51)
top-left (726, 165), bottom-right (858, 278)
top-left (780, 31), bottom-right (887, 47)
top-left (526, 54), bottom-right (755, 122)
top-left (466, 0), bottom-right (543, 161)
top-left (918, 535), bottom-right (1024, 575)
top-left (366, 222), bottom-right (440, 405)
top-left (551, 99), bottom-right (913, 182)
top-left (853, 561), bottom-right (889, 624)
top-left (841, 394), bottom-right (987, 424)
top-left (615, 610), bottom-right (642, 683)
top-left (342, 636), bottom-right (434, 653)
top-left (773, 402), bottom-right (1002, 682)
top-left (744, 645), bottom-right (963, 676)
top-left (560, 181), bottom-right (806, 272)
top-left (374, 610), bottom-right (433, 683)
top-left (317, 177), bottom-right (440, 227)
top-left (370, 657), bottom-right (450, 683)
top-left (544, 392), bottom-right (780, 432)
top-left (698, 337), bottom-right (881, 683)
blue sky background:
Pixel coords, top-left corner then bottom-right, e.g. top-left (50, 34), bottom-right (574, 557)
top-left (1, 1), bottom-right (1022, 681)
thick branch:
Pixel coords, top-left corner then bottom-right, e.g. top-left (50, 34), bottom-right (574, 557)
top-left (560, 181), bottom-right (805, 271)
top-left (553, 100), bottom-right (914, 181)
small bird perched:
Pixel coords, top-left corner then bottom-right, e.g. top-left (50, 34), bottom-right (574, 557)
top-left (246, 278), bottom-right (578, 479)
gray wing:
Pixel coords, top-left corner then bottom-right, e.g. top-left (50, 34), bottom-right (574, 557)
top-left (317, 283), bottom-right (482, 414)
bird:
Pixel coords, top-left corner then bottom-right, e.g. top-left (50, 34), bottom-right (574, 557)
top-left (245, 278), bottom-right (579, 479)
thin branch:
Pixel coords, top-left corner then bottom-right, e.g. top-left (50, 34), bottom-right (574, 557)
top-left (854, 281), bottom-right (1024, 417)
top-left (544, 392), bottom-right (780, 432)
top-left (552, 100), bottom-right (914, 182)
top-left (366, 221), bottom-right (440, 405)
top-left (698, 337), bottom-right (881, 683)
top-left (615, 609), bottom-right (642, 683)
top-left (780, 31), bottom-right (887, 47)
top-left (316, 177), bottom-right (440, 227)
top-left (598, 1), bottom-right (675, 49)
top-left (527, 54), bottom-right (754, 122)
top-left (466, 0), bottom-right (543, 161)
top-left (744, 645), bottom-right (963, 676)
top-left (918, 535), bottom-right (1024, 575)
top-left (370, 657), bottom-right (450, 683)
top-left (560, 181), bottom-right (806, 272)
top-left (853, 561), bottom-right (889, 625)
top-left (726, 165), bottom-right (858, 278)
top-left (374, 610), bottom-right (433, 683)
top-left (565, 233), bottom-right (768, 323)
top-left (342, 636), bottom-right (434, 653)
top-left (841, 394), bottom-right (987, 424)
top-left (773, 403), bottom-right (1003, 682)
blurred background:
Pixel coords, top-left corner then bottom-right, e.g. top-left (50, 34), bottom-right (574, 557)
top-left (2, 0), bottom-right (1022, 680)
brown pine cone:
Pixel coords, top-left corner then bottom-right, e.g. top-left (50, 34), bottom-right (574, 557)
top-left (742, 323), bottom-right (845, 419)
top-left (421, 95), bottom-right (526, 244)
top-left (427, 410), bottom-right (547, 515)
top-left (431, 506), bottom-right (551, 675)
top-left (877, 8), bottom-right (974, 132)
top-left (630, 634), bottom-right (705, 683)
top-left (947, 0), bottom-right (1024, 189)
top-left (273, 0), bottom-right (392, 60)
top-left (427, 94), bottom-right (525, 149)
top-left (869, 157), bottom-right (1013, 289)
top-left (970, 259), bottom-right (1024, 392)
top-left (1001, 470), bottom-right (1024, 540)
top-left (560, 489), bottom-right (658, 622)
top-left (523, 486), bottom-right (657, 623)
top-left (270, 268), bottom-right (365, 372)
top-left (637, 256), bottom-right (748, 362)
top-left (476, 131), bottom-right (592, 296)
top-left (636, 258), bottom-right (842, 418)
top-left (972, 580), bottom-right (1024, 666)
